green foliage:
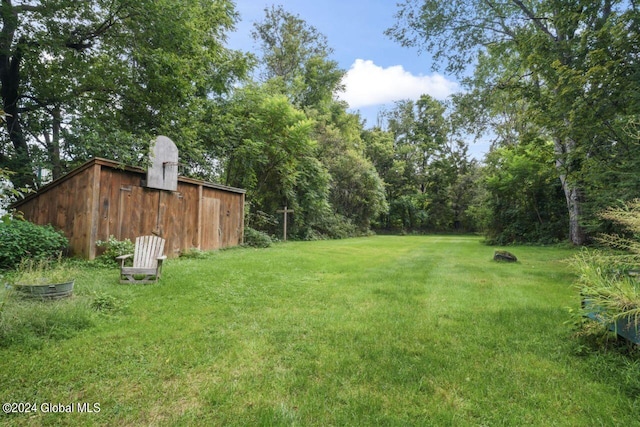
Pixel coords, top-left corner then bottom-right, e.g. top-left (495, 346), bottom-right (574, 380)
top-left (310, 106), bottom-right (387, 235)
top-left (367, 97), bottom-right (478, 233)
top-left (0, 0), bottom-right (250, 187)
top-left (7, 258), bottom-right (76, 286)
top-left (304, 211), bottom-right (359, 240)
top-left (0, 219), bottom-right (68, 270)
top-left (95, 236), bottom-right (134, 267)
top-left (0, 168), bottom-right (32, 215)
top-left (572, 249), bottom-right (640, 338)
top-left (210, 85), bottom-right (336, 239)
top-left (243, 227), bottom-right (273, 248)
top-left (90, 292), bottom-right (128, 315)
top-left (388, 0), bottom-right (640, 245)
top-left (572, 200), bottom-right (640, 340)
top-left (251, 5), bottom-right (344, 109)
top-left (242, 7), bottom-right (387, 238)
top-left (480, 138), bottom-right (568, 244)
top-left (325, 150), bottom-right (387, 230)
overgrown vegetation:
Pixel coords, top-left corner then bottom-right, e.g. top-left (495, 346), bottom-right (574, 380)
top-left (0, 295), bottom-right (94, 349)
top-left (572, 200), bottom-right (640, 337)
top-left (243, 227), bottom-right (273, 248)
top-left (0, 219), bottom-right (68, 270)
top-left (95, 235), bottom-right (135, 267)
top-left (387, 1), bottom-right (640, 245)
top-left (1, 2), bottom-right (638, 244)
top-left (6, 257), bottom-right (76, 286)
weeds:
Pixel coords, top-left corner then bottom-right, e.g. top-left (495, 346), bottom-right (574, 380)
top-left (0, 293), bottom-right (94, 349)
top-left (6, 257), bottom-right (76, 286)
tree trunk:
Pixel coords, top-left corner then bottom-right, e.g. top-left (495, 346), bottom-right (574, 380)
top-left (554, 137), bottom-right (586, 245)
top-left (49, 106), bottom-right (63, 180)
top-left (0, 48), bottom-right (35, 189)
top-left (0, 3), bottom-right (36, 189)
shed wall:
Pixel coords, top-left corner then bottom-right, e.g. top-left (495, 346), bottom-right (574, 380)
top-left (15, 165), bottom-right (97, 258)
top-left (14, 159), bottom-right (244, 259)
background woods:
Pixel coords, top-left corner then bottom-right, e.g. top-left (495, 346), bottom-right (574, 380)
top-left (1, 1), bottom-right (639, 244)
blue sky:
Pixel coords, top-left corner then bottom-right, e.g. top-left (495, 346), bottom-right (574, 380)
top-left (226, 1), bottom-right (489, 158)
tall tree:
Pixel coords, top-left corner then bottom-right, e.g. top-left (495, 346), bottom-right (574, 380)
top-left (312, 106), bottom-right (388, 231)
top-left (250, 5), bottom-right (386, 234)
top-left (0, 0), bottom-right (249, 187)
top-left (207, 85), bottom-right (332, 238)
top-left (387, 0), bottom-right (640, 245)
top-left (480, 136), bottom-right (568, 244)
top-left (373, 94), bottom-right (474, 232)
top-left (251, 5), bottom-right (344, 109)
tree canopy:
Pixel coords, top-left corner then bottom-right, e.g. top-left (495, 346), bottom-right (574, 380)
top-left (0, 0), bottom-right (250, 188)
top-left (388, 0), bottom-right (640, 244)
top-left (3, 2), bottom-right (638, 245)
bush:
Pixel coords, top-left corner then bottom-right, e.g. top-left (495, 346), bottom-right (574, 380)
top-left (95, 235), bottom-right (134, 267)
top-left (243, 227), bottom-right (273, 248)
top-left (313, 213), bottom-right (359, 239)
top-left (0, 219), bottom-right (68, 270)
top-left (571, 199), bottom-right (640, 340)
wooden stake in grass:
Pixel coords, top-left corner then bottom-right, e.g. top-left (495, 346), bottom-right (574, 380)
top-left (276, 206), bottom-right (294, 241)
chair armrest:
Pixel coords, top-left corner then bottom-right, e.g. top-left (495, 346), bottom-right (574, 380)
top-left (157, 255), bottom-right (167, 261)
top-left (116, 254), bottom-right (133, 268)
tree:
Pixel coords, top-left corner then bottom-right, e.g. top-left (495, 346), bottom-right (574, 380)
top-left (207, 85), bottom-right (332, 238)
top-left (311, 106), bottom-right (387, 232)
top-left (369, 94), bottom-right (476, 232)
top-left (0, 0), bottom-right (249, 187)
top-left (480, 136), bottom-right (568, 244)
top-left (387, 0), bottom-right (640, 245)
top-left (251, 5), bottom-right (344, 109)
top-left (250, 6), bottom-right (386, 235)
top-left (384, 95), bottom-right (447, 195)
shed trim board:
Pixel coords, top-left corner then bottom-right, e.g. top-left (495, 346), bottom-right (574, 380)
top-left (12, 158), bottom-right (245, 259)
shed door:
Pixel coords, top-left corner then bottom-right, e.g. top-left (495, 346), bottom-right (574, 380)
top-left (118, 185), bottom-right (143, 239)
top-left (202, 198), bottom-right (220, 250)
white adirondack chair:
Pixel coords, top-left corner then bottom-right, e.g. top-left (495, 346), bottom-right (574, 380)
top-left (116, 235), bottom-right (167, 284)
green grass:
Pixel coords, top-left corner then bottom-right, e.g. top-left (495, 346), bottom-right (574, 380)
top-left (1, 235), bottom-right (639, 426)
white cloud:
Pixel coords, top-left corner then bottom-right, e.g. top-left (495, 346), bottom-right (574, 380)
top-left (339, 59), bottom-right (459, 109)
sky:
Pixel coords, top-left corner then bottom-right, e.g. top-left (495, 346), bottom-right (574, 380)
top-left (226, 1), bottom-right (489, 159)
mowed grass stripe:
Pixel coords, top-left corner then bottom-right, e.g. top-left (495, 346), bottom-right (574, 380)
top-left (1, 236), bottom-right (639, 426)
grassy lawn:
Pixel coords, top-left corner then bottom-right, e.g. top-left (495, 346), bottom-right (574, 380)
top-left (1, 235), bottom-right (639, 426)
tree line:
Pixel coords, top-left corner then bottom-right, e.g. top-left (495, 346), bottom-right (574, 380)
top-left (1, 1), bottom-right (639, 245)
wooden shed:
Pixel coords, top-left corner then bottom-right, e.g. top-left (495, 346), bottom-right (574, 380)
top-left (12, 157), bottom-right (245, 259)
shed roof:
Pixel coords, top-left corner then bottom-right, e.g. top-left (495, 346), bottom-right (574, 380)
top-left (13, 157), bottom-right (245, 209)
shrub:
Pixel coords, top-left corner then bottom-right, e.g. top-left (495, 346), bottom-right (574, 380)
top-left (0, 219), bottom-right (68, 270)
top-left (572, 199), bottom-right (640, 339)
top-left (95, 235), bottom-right (134, 267)
top-left (311, 212), bottom-right (359, 240)
top-left (243, 227), bottom-right (273, 248)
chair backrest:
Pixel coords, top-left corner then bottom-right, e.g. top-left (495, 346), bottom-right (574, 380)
top-left (133, 235), bottom-right (166, 268)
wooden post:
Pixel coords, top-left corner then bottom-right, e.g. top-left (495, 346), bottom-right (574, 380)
top-left (197, 184), bottom-right (203, 249)
top-left (276, 206), bottom-right (294, 241)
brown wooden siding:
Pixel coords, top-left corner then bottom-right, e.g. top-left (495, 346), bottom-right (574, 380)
top-left (13, 158), bottom-right (245, 259)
